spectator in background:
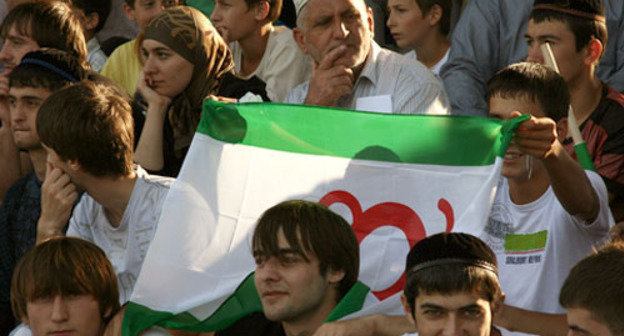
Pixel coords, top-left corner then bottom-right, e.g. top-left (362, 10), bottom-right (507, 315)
top-left (210, 0), bottom-right (312, 102)
top-left (441, 0), bottom-right (624, 117)
top-left (71, 0), bottom-right (112, 72)
top-left (386, 0), bottom-right (451, 76)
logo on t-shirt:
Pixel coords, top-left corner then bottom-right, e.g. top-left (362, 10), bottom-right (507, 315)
top-left (503, 230), bottom-right (547, 265)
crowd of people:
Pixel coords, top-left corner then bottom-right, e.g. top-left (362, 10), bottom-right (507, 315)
top-left (0, 0), bottom-right (622, 335)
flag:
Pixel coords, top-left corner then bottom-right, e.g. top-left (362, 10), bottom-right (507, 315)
top-left (123, 101), bottom-right (526, 335)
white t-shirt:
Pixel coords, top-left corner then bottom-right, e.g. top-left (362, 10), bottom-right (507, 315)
top-left (481, 171), bottom-right (613, 334)
top-left (230, 25), bottom-right (312, 102)
top-left (67, 167), bottom-right (173, 303)
top-left (404, 48), bottom-right (450, 76)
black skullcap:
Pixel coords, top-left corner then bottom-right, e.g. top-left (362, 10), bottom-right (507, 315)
top-left (532, 0), bottom-right (605, 22)
top-left (406, 232), bottom-right (498, 277)
top-left (18, 48), bottom-right (88, 83)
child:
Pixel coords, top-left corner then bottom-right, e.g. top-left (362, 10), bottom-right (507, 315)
top-left (71, 0), bottom-right (111, 72)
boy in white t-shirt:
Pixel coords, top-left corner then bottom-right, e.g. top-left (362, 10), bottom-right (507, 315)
top-left (34, 80), bottom-right (173, 303)
top-left (210, 0), bottom-right (311, 102)
top-left (483, 62), bottom-right (613, 335)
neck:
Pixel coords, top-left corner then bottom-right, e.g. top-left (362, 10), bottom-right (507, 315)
top-left (413, 33), bottom-right (450, 69)
top-left (82, 172), bottom-right (137, 227)
top-left (29, 148), bottom-right (47, 181)
top-left (282, 292), bottom-right (339, 336)
top-left (238, 24), bottom-right (272, 76)
top-left (507, 165), bottom-right (550, 205)
top-left (568, 69), bottom-right (602, 125)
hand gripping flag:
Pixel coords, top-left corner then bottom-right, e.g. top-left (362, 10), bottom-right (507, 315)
top-left (123, 101), bottom-right (527, 335)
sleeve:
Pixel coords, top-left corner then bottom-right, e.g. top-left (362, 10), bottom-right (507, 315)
top-left (572, 171), bottom-right (614, 237)
top-left (264, 41), bottom-right (312, 102)
top-left (393, 71), bottom-right (450, 115)
top-left (597, 1), bottom-right (624, 93)
top-left (0, 197), bottom-right (15, 332)
top-left (439, 0), bottom-right (501, 116)
top-left (66, 197), bottom-right (95, 242)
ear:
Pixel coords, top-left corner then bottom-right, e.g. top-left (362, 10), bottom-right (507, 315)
top-left (68, 159), bottom-right (82, 173)
top-left (492, 292), bottom-right (505, 316)
top-left (400, 293), bottom-right (417, 326)
top-left (253, 0), bottom-right (270, 22)
top-left (293, 28), bottom-right (309, 54)
top-left (366, 6), bottom-right (374, 40)
top-left (584, 38), bottom-right (603, 66)
top-left (427, 4), bottom-right (443, 27)
top-left (326, 267), bottom-right (346, 285)
top-left (556, 118), bottom-right (569, 140)
top-left (21, 315), bottom-right (29, 326)
top-left (122, 3), bottom-right (135, 21)
top-left (84, 12), bottom-right (100, 32)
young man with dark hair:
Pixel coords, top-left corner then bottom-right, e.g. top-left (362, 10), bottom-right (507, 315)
top-left (524, 0), bottom-right (624, 223)
top-left (0, 0), bottom-right (89, 203)
top-left (10, 237), bottom-right (121, 336)
top-left (401, 232), bottom-right (503, 336)
top-left (35, 80), bottom-right (173, 304)
top-left (71, 0), bottom-right (112, 72)
top-left (0, 49), bottom-right (88, 335)
top-left (210, 0), bottom-right (311, 102)
top-left (483, 62), bottom-right (613, 335)
top-left (559, 242), bottom-right (624, 336)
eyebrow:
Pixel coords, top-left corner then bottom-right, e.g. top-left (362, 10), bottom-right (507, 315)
top-left (569, 325), bottom-right (591, 335)
top-left (12, 95), bottom-right (44, 101)
top-left (419, 303), bottom-right (483, 310)
top-left (253, 248), bottom-right (304, 258)
top-left (524, 33), bottom-right (562, 41)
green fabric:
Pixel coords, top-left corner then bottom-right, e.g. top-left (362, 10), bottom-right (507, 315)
top-left (574, 143), bottom-right (596, 171)
top-left (505, 231), bottom-right (548, 252)
top-left (187, 0), bottom-right (214, 18)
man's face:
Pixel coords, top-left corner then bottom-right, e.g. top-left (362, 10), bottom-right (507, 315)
top-left (294, 0), bottom-right (373, 70)
top-left (566, 307), bottom-right (616, 336)
top-left (8, 86), bottom-right (51, 151)
top-left (24, 294), bottom-right (104, 336)
top-left (210, 0), bottom-right (259, 44)
top-left (489, 94), bottom-right (547, 181)
top-left (0, 25), bottom-right (39, 74)
top-left (126, 0), bottom-right (183, 31)
top-left (254, 229), bottom-right (343, 324)
top-left (525, 18), bottom-right (589, 85)
top-left (408, 291), bottom-right (494, 336)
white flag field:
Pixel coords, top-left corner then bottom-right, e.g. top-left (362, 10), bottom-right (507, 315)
top-left (123, 101), bottom-right (526, 334)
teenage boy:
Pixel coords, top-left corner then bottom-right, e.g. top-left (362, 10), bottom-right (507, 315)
top-left (210, 0), bottom-right (311, 102)
top-left (401, 232), bottom-right (504, 336)
top-left (0, 49), bottom-right (88, 335)
top-left (101, 0), bottom-right (183, 95)
top-left (35, 80), bottom-right (174, 303)
top-left (10, 237), bottom-right (121, 336)
top-left (0, 0), bottom-right (88, 202)
top-left (386, 0), bottom-right (451, 76)
top-left (483, 62), bottom-right (613, 335)
top-left (524, 0), bottom-right (624, 222)
top-left (71, 0), bottom-right (112, 72)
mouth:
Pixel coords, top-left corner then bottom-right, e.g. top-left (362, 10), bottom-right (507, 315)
top-left (261, 290), bottom-right (288, 301)
top-left (49, 330), bottom-right (73, 336)
top-left (503, 150), bottom-right (523, 163)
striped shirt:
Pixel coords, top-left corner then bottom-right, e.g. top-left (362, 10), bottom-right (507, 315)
top-left (285, 41), bottom-right (449, 115)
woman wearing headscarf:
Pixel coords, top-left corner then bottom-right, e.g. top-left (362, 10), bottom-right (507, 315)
top-left (134, 6), bottom-right (267, 177)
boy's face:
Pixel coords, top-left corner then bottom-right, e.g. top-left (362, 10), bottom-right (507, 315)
top-left (125, 0), bottom-right (183, 31)
top-left (0, 25), bottom-right (40, 74)
top-left (405, 291), bottom-right (494, 336)
top-left (386, 0), bottom-right (429, 50)
top-left (566, 307), bottom-right (615, 336)
top-left (210, 0), bottom-right (260, 44)
top-left (489, 94), bottom-right (547, 180)
top-left (23, 294), bottom-right (104, 336)
top-left (525, 18), bottom-right (589, 85)
top-left (8, 86), bottom-right (52, 151)
top-left (253, 229), bottom-right (344, 323)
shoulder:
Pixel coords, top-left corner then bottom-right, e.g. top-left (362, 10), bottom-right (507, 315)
top-left (3, 172), bottom-right (36, 202)
top-left (217, 312), bottom-right (283, 336)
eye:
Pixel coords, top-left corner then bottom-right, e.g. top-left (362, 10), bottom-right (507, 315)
top-left (461, 308), bottom-right (484, 319)
top-left (422, 309), bottom-right (443, 319)
top-left (157, 52), bottom-right (169, 60)
top-left (8, 97), bottom-right (16, 107)
top-left (25, 100), bottom-right (40, 108)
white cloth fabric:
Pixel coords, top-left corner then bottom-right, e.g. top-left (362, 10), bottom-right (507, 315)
top-left (67, 166), bottom-right (173, 303)
top-left (404, 48), bottom-right (450, 76)
top-left (481, 171), bottom-right (613, 335)
top-left (285, 41), bottom-right (449, 115)
top-left (86, 37), bottom-right (108, 73)
top-left (230, 25), bottom-right (312, 102)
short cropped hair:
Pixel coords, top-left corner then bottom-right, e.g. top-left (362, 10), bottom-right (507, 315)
top-left (245, 0), bottom-right (282, 23)
top-left (72, 0), bottom-right (112, 33)
top-left (37, 80), bottom-right (134, 177)
top-left (404, 233), bottom-right (502, 315)
top-left (0, 1), bottom-right (88, 68)
top-left (531, 0), bottom-right (607, 58)
top-left (11, 237), bottom-right (120, 324)
top-left (416, 0), bottom-right (452, 36)
top-left (487, 62), bottom-right (570, 122)
top-left (559, 242), bottom-right (624, 335)
top-left (252, 200), bottom-right (359, 299)
top-left (9, 49), bottom-right (88, 92)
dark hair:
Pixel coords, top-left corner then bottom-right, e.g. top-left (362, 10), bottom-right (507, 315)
top-left (37, 80), bottom-right (134, 177)
top-left (11, 237), bottom-right (120, 324)
top-left (0, 1), bottom-right (88, 68)
top-left (9, 49), bottom-right (89, 92)
top-left (252, 200), bottom-right (359, 299)
top-left (559, 242), bottom-right (624, 335)
top-left (245, 0), bottom-right (283, 23)
top-left (415, 0), bottom-right (452, 36)
top-left (487, 62), bottom-right (570, 122)
top-left (531, 0), bottom-right (607, 58)
top-left (72, 0), bottom-right (112, 33)
top-left (404, 233), bottom-right (501, 315)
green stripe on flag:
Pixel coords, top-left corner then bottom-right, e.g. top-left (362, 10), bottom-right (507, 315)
top-left (325, 281), bottom-right (370, 322)
top-left (574, 143), bottom-right (596, 171)
top-left (200, 101), bottom-right (529, 166)
top-left (504, 231), bottom-right (548, 252)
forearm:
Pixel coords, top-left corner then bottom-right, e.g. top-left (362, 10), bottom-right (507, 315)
top-left (496, 305), bottom-right (567, 336)
top-left (135, 103), bottom-right (168, 171)
top-left (36, 216), bottom-right (67, 244)
top-left (368, 314), bottom-right (415, 336)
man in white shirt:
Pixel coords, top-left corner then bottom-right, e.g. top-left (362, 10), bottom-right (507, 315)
top-left (285, 0), bottom-right (449, 115)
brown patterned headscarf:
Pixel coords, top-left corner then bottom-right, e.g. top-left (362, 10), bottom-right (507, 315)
top-left (141, 6), bottom-right (234, 150)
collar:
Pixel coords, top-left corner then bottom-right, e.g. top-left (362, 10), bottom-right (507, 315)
top-left (86, 37), bottom-right (100, 53)
top-left (356, 41), bottom-right (381, 88)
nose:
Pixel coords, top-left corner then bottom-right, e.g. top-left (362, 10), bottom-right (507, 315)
top-left (142, 55), bottom-right (156, 74)
top-left (386, 11), bottom-right (396, 28)
top-left (210, 7), bottom-right (221, 22)
top-left (526, 42), bottom-right (544, 64)
top-left (332, 20), bottom-right (349, 40)
top-left (255, 258), bottom-right (281, 283)
top-left (0, 43), bottom-right (12, 64)
top-left (441, 315), bottom-right (462, 336)
top-left (10, 102), bottom-right (25, 124)
top-left (51, 295), bottom-right (69, 322)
